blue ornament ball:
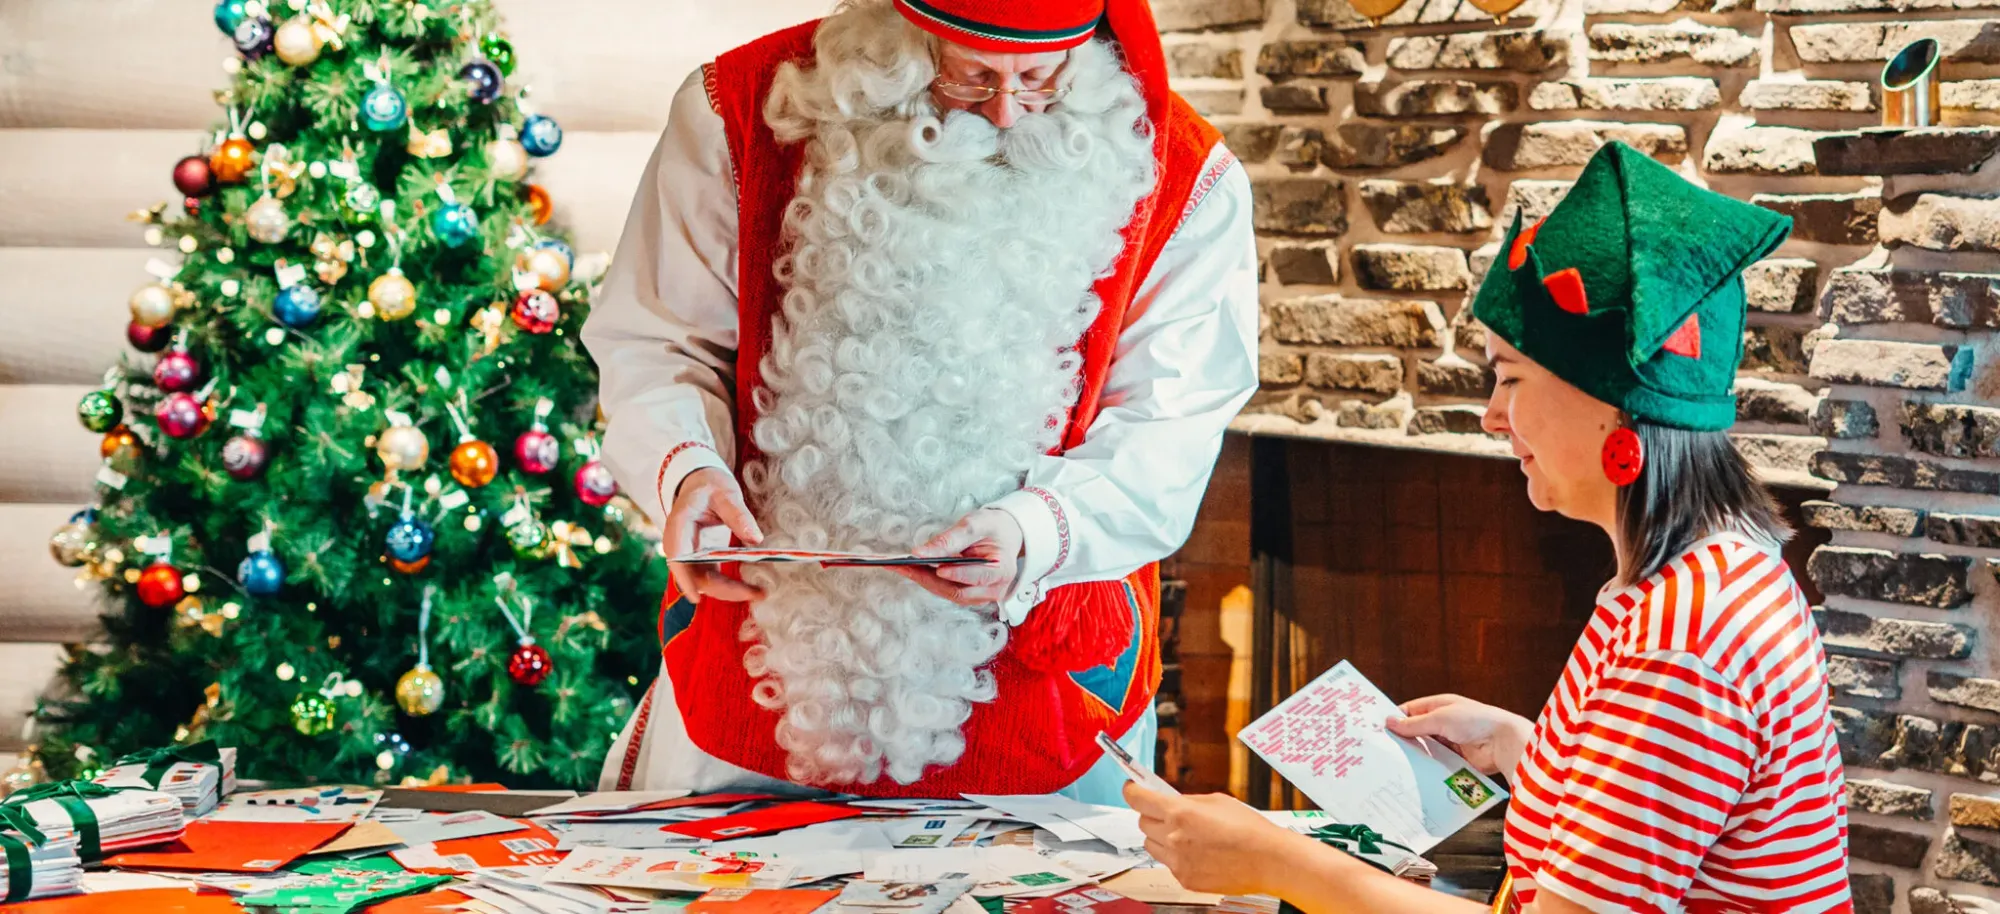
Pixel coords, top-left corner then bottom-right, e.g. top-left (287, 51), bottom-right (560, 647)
top-left (233, 17), bottom-right (275, 60)
top-left (273, 285), bottom-right (322, 327)
top-left (385, 515), bottom-right (435, 563)
top-left (459, 61), bottom-right (503, 105)
top-left (361, 84), bottom-right (408, 132)
top-left (238, 550), bottom-right (285, 596)
top-left (431, 203), bottom-right (480, 249)
top-left (520, 115), bottom-right (563, 157)
top-left (214, 0), bottom-right (249, 35)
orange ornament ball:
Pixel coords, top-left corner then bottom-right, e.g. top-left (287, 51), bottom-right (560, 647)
top-left (523, 184), bottom-right (552, 225)
top-left (101, 426), bottom-right (143, 473)
top-left (100, 426), bottom-right (139, 460)
top-left (389, 555), bottom-right (431, 575)
top-left (211, 137), bottom-right (256, 184)
top-left (449, 439), bottom-right (499, 488)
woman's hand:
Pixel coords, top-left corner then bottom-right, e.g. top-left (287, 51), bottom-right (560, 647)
top-left (664, 467), bottom-right (766, 603)
top-left (1386, 694), bottom-right (1535, 777)
top-left (1125, 783), bottom-right (1324, 898)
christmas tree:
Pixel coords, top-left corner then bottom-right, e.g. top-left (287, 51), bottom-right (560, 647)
top-left (36, 0), bottom-right (667, 788)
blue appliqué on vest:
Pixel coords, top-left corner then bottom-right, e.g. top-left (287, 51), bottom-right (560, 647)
top-left (1066, 583), bottom-right (1142, 712)
top-left (662, 597), bottom-right (697, 643)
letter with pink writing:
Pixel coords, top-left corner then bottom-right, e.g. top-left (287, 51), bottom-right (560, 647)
top-left (1238, 661), bottom-right (1505, 854)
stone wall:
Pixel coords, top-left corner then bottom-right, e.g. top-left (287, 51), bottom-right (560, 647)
top-left (1155, 0), bottom-right (2000, 908)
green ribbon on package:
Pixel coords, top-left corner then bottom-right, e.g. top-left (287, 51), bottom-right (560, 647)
top-left (1310, 823), bottom-right (1415, 862)
top-left (1, 779), bottom-right (131, 864)
top-left (0, 803), bottom-right (49, 903)
top-left (111, 739), bottom-right (221, 789)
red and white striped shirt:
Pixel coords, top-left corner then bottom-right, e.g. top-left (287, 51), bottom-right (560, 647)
top-left (1504, 533), bottom-right (1851, 913)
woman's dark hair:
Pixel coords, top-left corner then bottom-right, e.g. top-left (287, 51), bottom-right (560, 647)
top-left (1615, 421), bottom-right (1791, 586)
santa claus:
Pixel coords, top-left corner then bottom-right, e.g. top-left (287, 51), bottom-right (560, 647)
top-left (582, 0), bottom-right (1257, 803)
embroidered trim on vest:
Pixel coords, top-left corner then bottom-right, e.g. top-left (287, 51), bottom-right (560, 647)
top-left (1175, 148), bottom-right (1237, 235)
top-left (657, 441), bottom-right (718, 520)
top-left (892, 0), bottom-right (1099, 45)
top-left (615, 683), bottom-right (657, 790)
top-left (1023, 486), bottom-right (1072, 576)
top-left (700, 62), bottom-right (737, 192)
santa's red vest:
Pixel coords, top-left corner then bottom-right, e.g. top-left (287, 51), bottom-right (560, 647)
top-left (644, 19), bottom-right (1222, 796)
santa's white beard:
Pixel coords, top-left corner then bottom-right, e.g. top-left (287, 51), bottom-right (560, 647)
top-left (734, 2), bottom-right (1156, 787)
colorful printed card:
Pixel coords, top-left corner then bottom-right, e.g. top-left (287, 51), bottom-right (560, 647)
top-left (1237, 660), bottom-right (1505, 854)
top-left (211, 787), bottom-right (381, 824)
top-left (541, 847), bottom-right (797, 893)
top-left (691, 888), bottom-right (844, 914)
top-left (1013, 886), bottom-right (1152, 914)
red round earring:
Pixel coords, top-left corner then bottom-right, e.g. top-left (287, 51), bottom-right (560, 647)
top-left (1601, 427), bottom-right (1644, 486)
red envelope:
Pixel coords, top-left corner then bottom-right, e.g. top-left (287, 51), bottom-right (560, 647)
top-left (103, 820), bottom-right (351, 872)
top-left (691, 888), bottom-right (843, 914)
top-left (662, 801), bottom-right (866, 840)
top-left (624, 792), bottom-right (778, 815)
top-left (391, 821), bottom-right (565, 873)
top-left (364, 889), bottom-right (473, 912)
top-left (0, 887), bottom-right (245, 914)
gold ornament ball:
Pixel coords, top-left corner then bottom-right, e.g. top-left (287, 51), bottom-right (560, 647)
top-left (449, 439), bottom-right (499, 488)
top-left (0, 755), bottom-right (47, 798)
top-left (395, 667), bottom-right (445, 716)
top-left (129, 283), bottom-right (178, 327)
top-left (522, 248), bottom-right (570, 292)
top-left (49, 521), bottom-right (98, 568)
top-left (245, 196), bottom-right (292, 244)
top-left (273, 16), bottom-right (324, 65)
top-left (376, 424), bottom-right (431, 471)
top-left (369, 272), bottom-right (417, 320)
top-left (486, 138), bottom-right (528, 182)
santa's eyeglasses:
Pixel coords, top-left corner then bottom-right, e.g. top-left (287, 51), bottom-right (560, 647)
top-left (931, 80), bottom-right (1069, 105)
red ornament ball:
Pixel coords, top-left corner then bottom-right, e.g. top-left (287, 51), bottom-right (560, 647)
top-left (136, 562), bottom-right (185, 608)
top-left (173, 155), bottom-right (217, 198)
top-left (507, 642), bottom-right (552, 687)
top-left (1601, 427), bottom-right (1644, 487)
top-left (222, 434), bottom-right (268, 480)
top-left (510, 290), bottom-right (559, 335)
top-left (514, 428), bottom-right (559, 475)
top-left (155, 393), bottom-right (209, 439)
top-left (127, 321), bottom-right (172, 353)
top-left (152, 351), bottom-right (202, 392)
top-left (574, 460), bottom-right (617, 507)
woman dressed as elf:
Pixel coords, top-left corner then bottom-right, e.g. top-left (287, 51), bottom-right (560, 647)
top-left (1128, 142), bottom-right (1853, 913)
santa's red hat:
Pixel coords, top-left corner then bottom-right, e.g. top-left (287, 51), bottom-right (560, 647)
top-left (891, 0), bottom-right (1171, 127)
top-left (891, 0), bottom-right (1104, 53)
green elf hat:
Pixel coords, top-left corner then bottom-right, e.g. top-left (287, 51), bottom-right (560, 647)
top-left (1471, 140), bottom-right (1792, 432)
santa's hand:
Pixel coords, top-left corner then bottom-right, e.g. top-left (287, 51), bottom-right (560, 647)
top-left (665, 467), bottom-right (766, 603)
top-left (891, 508), bottom-right (1022, 607)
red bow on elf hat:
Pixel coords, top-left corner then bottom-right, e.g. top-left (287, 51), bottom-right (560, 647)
top-left (890, 0), bottom-right (1171, 127)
